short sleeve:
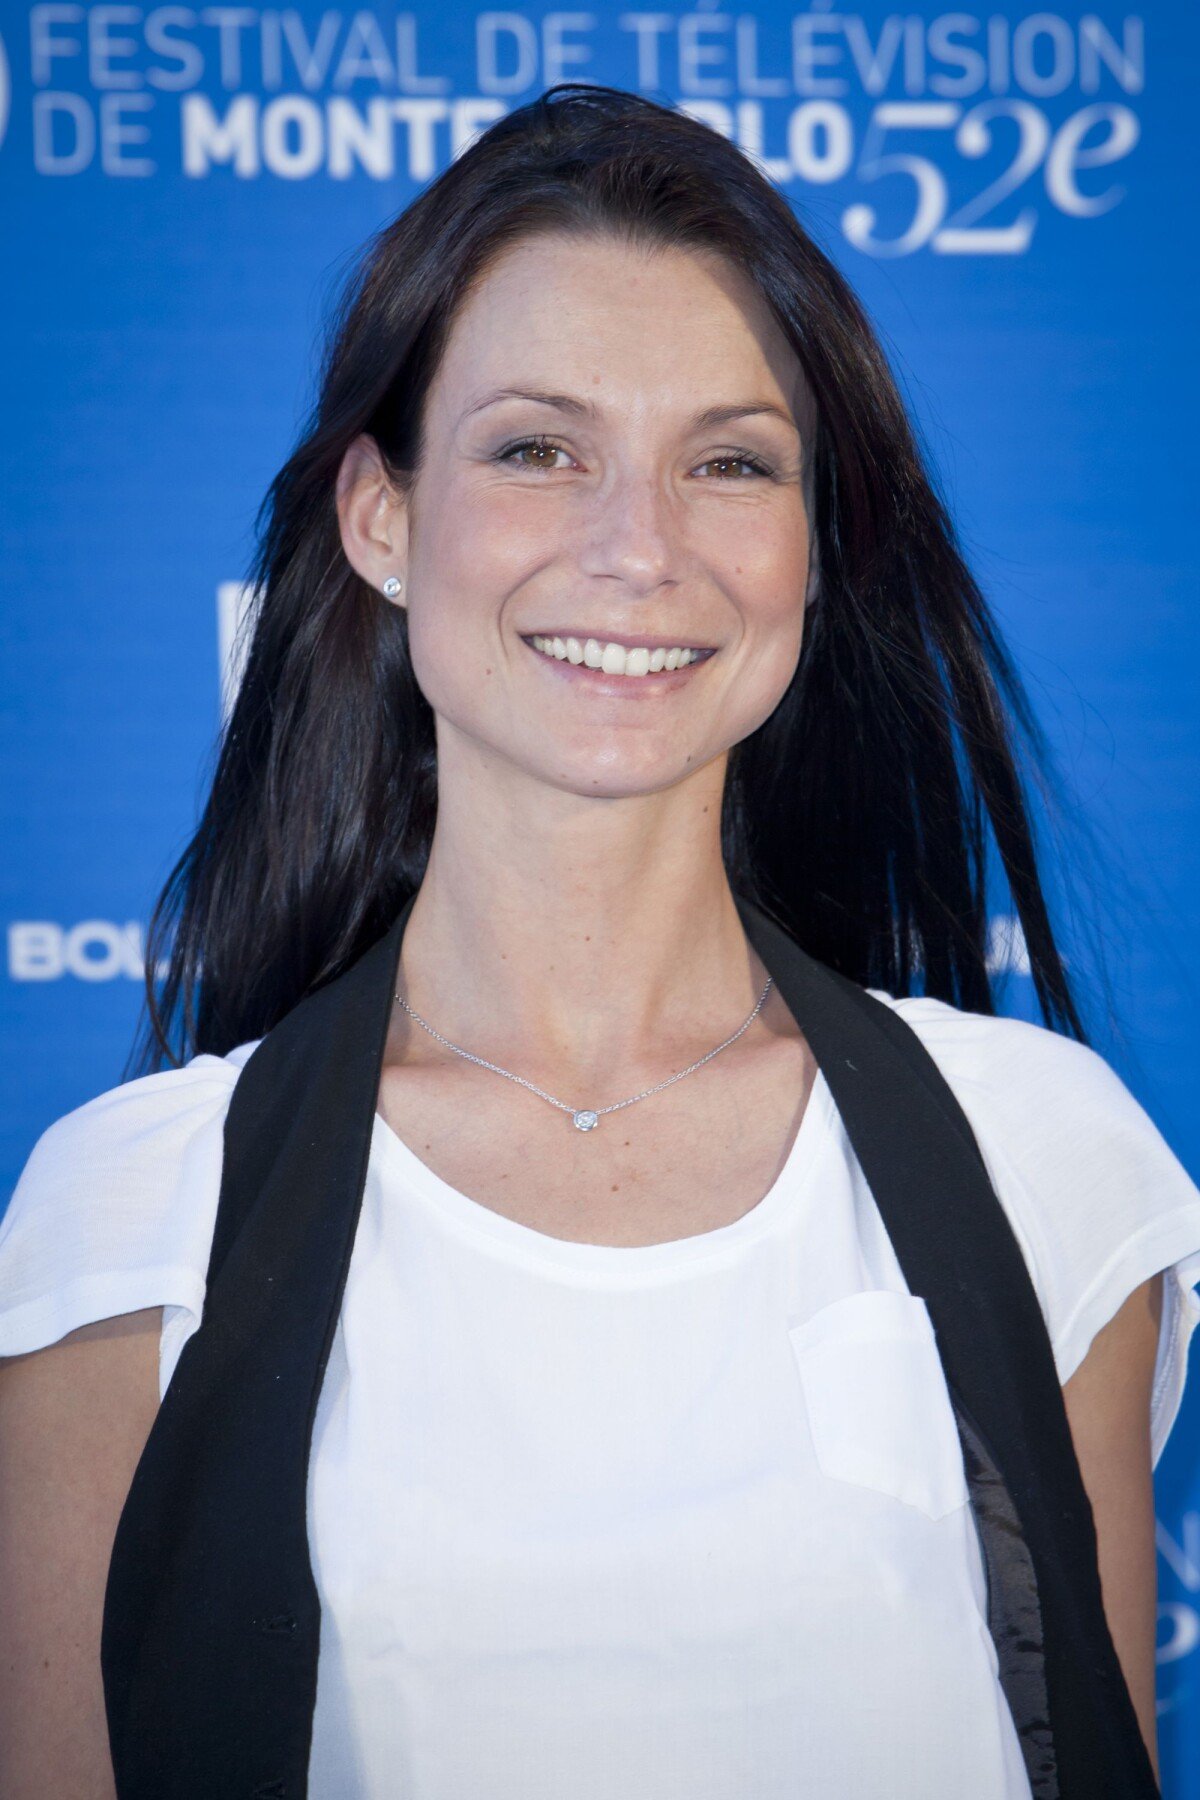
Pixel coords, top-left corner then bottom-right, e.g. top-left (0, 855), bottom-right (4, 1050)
top-left (0, 1043), bottom-right (258, 1400)
top-left (871, 993), bottom-right (1200, 1469)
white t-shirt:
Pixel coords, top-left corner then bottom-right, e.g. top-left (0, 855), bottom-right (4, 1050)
top-left (4, 991), bottom-right (1200, 1799)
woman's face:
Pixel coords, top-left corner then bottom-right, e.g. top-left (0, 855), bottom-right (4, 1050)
top-left (344, 230), bottom-right (818, 803)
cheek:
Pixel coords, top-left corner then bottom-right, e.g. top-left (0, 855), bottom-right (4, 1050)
top-left (715, 523), bottom-right (810, 720)
top-left (403, 504), bottom-right (529, 718)
top-left (415, 484), bottom-right (546, 624)
top-left (721, 513), bottom-right (811, 641)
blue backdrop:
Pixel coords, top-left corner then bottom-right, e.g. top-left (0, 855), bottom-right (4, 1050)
top-left (3, 2), bottom-right (1198, 1786)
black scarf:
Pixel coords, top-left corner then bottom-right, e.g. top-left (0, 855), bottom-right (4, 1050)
top-left (101, 890), bottom-right (1160, 1797)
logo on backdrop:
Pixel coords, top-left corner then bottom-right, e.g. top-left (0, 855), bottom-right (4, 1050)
top-left (0, 28), bottom-right (10, 150)
top-left (10, 6), bottom-right (1145, 253)
top-left (217, 579), bottom-right (257, 724)
top-left (1157, 1513), bottom-right (1200, 1718)
top-left (6, 920), bottom-right (167, 982)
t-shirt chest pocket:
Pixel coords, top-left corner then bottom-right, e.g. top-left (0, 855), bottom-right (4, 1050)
top-left (788, 1288), bottom-right (970, 1521)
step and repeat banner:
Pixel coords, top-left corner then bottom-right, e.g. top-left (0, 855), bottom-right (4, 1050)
top-left (2, 1), bottom-right (1198, 1785)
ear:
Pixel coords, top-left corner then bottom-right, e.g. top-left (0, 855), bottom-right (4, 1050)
top-left (336, 433), bottom-right (409, 608)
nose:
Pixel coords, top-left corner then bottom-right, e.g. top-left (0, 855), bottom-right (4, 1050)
top-left (575, 464), bottom-right (686, 597)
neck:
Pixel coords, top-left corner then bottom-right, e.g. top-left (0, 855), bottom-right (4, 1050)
top-left (391, 757), bottom-right (769, 1092)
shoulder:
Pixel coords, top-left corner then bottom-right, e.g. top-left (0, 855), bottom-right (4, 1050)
top-left (0, 1043), bottom-right (260, 1363)
top-left (866, 990), bottom-right (1143, 1158)
top-left (864, 991), bottom-right (1189, 1216)
top-left (866, 990), bottom-right (1200, 1462)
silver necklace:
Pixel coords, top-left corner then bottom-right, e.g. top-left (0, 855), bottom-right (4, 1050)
top-left (393, 972), bottom-right (774, 1132)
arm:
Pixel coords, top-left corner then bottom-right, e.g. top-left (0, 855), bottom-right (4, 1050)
top-left (1061, 1270), bottom-right (1164, 1786)
top-left (0, 1310), bottom-right (163, 1800)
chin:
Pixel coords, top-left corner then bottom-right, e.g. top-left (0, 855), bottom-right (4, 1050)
top-left (534, 748), bottom-right (716, 802)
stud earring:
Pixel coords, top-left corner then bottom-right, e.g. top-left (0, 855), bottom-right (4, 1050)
top-left (382, 576), bottom-right (404, 599)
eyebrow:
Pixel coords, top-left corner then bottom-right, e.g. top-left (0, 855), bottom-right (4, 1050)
top-left (463, 386), bottom-right (798, 434)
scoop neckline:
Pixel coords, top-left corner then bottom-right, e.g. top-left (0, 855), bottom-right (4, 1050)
top-left (369, 1066), bottom-right (835, 1274)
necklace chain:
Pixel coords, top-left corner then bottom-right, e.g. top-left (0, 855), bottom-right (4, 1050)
top-left (393, 972), bottom-right (774, 1132)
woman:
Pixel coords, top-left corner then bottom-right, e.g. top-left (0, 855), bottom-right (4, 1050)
top-left (1, 81), bottom-right (1198, 1800)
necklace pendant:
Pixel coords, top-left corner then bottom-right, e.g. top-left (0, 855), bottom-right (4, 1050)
top-left (572, 1109), bottom-right (599, 1132)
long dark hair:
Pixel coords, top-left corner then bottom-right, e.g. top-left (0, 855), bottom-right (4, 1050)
top-left (131, 81), bottom-right (1089, 1075)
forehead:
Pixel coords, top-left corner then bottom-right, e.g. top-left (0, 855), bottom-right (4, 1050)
top-left (430, 232), bottom-right (813, 436)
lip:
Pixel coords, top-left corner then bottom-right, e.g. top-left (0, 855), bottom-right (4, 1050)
top-left (520, 635), bottom-right (717, 695)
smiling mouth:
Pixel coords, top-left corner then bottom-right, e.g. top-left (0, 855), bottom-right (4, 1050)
top-left (521, 633), bottom-right (718, 679)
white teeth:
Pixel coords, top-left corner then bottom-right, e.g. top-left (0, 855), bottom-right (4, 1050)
top-left (531, 635), bottom-right (702, 677)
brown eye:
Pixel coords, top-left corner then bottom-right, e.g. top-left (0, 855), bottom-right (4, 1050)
top-left (497, 437), bottom-right (570, 471)
top-left (697, 453), bottom-right (773, 479)
top-left (515, 443), bottom-right (557, 469)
